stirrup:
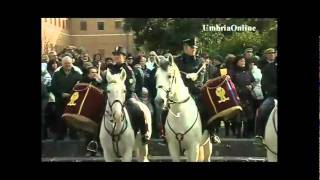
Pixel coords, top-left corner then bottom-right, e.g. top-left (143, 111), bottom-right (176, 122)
top-left (254, 135), bottom-right (264, 145)
top-left (210, 134), bottom-right (221, 144)
top-left (87, 140), bottom-right (98, 153)
top-left (141, 135), bottom-right (150, 145)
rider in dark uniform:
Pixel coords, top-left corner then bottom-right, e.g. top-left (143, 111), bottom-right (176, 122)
top-left (162, 37), bottom-right (220, 144)
top-left (102, 46), bottom-right (150, 144)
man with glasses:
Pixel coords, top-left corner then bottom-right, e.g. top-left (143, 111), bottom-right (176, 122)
top-left (257, 48), bottom-right (277, 70)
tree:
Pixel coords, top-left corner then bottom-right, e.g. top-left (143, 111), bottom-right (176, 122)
top-left (220, 31), bottom-right (264, 56)
top-left (198, 31), bottom-right (224, 57)
top-left (124, 18), bottom-right (277, 57)
top-left (123, 18), bottom-right (212, 53)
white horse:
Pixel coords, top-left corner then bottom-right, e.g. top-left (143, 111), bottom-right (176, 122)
top-left (99, 68), bottom-right (152, 162)
top-left (264, 99), bottom-right (278, 162)
top-left (154, 54), bottom-right (212, 162)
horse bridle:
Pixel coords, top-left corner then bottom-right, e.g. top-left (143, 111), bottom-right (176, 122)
top-left (156, 67), bottom-right (195, 156)
top-left (103, 92), bottom-right (127, 158)
top-left (157, 68), bottom-right (190, 107)
top-left (104, 83), bottom-right (126, 123)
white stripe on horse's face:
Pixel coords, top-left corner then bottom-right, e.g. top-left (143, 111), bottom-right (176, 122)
top-left (155, 67), bottom-right (170, 104)
top-left (106, 75), bottom-right (126, 123)
top-left (155, 62), bottom-right (185, 104)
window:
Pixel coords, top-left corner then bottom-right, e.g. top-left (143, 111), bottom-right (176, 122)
top-left (80, 21), bottom-right (87, 31)
top-left (97, 22), bottom-right (104, 30)
top-left (62, 20), bottom-right (65, 29)
top-left (115, 21), bottom-right (122, 29)
top-left (58, 19), bottom-right (61, 27)
top-left (44, 18), bottom-right (47, 22)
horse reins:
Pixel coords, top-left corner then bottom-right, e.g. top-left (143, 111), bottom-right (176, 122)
top-left (103, 97), bottom-right (128, 158)
top-left (167, 111), bottom-right (199, 156)
top-left (157, 75), bottom-right (197, 156)
top-left (156, 59), bottom-right (200, 156)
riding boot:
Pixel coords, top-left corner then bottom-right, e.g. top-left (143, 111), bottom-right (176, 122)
top-left (141, 123), bottom-right (150, 144)
top-left (161, 109), bottom-right (168, 133)
top-left (224, 120), bottom-right (230, 137)
top-left (160, 109), bottom-right (168, 143)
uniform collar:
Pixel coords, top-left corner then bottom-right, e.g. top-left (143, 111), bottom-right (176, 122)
top-left (182, 53), bottom-right (196, 62)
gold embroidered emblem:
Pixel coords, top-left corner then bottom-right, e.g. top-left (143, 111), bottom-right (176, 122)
top-left (67, 92), bottom-right (79, 106)
top-left (215, 87), bottom-right (229, 103)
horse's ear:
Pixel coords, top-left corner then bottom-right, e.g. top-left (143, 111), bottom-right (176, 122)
top-left (165, 53), bottom-right (174, 66)
top-left (106, 68), bottom-right (112, 83)
top-left (120, 68), bottom-right (127, 82)
top-left (154, 54), bottom-right (160, 67)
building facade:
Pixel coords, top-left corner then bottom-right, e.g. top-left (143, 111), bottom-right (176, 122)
top-left (41, 18), bottom-right (135, 58)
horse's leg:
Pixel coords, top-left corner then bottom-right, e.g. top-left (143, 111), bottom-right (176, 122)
top-left (99, 126), bottom-right (113, 162)
top-left (202, 141), bottom-right (212, 162)
top-left (267, 151), bottom-right (277, 162)
top-left (100, 139), bottom-right (116, 162)
top-left (102, 150), bottom-right (115, 162)
top-left (168, 141), bottom-right (180, 162)
top-left (186, 144), bottom-right (200, 162)
top-left (122, 148), bottom-right (133, 162)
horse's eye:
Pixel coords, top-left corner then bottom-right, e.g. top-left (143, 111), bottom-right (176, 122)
top-left (123, 90), bottom-right (126, 93)
top-left (107, 90), bottom-right (110, 93)
top-left (168, 75), bottom-right (172, 79)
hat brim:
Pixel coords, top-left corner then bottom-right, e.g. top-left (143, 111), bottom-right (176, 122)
top-left (264, 51), bottom-right (276, 54)
top-left (112, 52), bottom-right (126, 56)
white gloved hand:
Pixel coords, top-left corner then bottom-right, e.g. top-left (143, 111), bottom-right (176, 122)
top-left (186, 73), bottom-right (198, 81)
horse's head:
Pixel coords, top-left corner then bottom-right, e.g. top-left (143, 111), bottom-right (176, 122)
top-left (105, 68), bottom-right (127, 123)
top-left (154, 53), bottom-right (181, 107)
